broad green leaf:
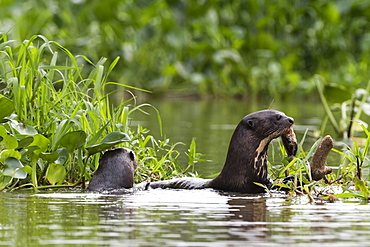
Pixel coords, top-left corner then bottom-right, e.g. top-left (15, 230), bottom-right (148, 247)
top-left (9, 120), bottom-right (38, 135)
top-left (19, 165), bottom-right (32, 174)
top-left (17, 136), bottom-right (34, 150)
top-left (3, 157), bottom-right (27, 179)
top-left (0, 96), bottom-right (15, 121)
top-left (29, 134), bottom-right (49, 155)
top-left (0, 149), bottom-right (22, 164)
top-left (85, 132), bottom-right (130, 155)
top-left (0, 125), bottom-right (18, 150)
top-left (22, 146), bottom-right (40, 156)
top-left (55, 148), bottom-right (69, 165)
top-left (101, 131), bottom-right (130, 143)
top-left (59, 130), bottom-right (86, 153)
top-left (45, 163), bottom-right (66, 185)
top-left (40, 152), bottom-right (59, 163)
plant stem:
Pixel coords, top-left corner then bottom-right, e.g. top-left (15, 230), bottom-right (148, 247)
top-left (356, 156), bottom-right (362, 179)
top-left (315, 75), bottom-right (340, 135)
top-left (31, 160), bottom-right (38, 190)
top-left (347, 96), bottom-right (356, 139)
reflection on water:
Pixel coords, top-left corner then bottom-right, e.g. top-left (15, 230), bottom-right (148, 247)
top-left (0, 190), bottom-right (370, 246)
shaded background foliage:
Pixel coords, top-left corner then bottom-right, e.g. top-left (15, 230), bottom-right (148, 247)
top-left (1, 0), bottom-right (370, 97)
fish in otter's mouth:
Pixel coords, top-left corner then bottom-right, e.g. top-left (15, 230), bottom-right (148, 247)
top-left (281, 127), bottom-right (297, 157)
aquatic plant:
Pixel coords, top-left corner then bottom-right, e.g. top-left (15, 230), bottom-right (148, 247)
top-left (0, 34), bottom-right (198, 191)
top-left (316, 75), bottom-right (370, 139)
top-left (321, 125), bottom-right (370, 201)
top-left (269, 122), bottom-right (370, 202)
top-left (310, 74), bottom-right (370, 201)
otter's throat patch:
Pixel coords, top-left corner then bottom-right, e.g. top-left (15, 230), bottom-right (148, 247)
top-left (254, 136), bottom-right (272, 164)
top-left (253, 136), bottom-right (272, 178)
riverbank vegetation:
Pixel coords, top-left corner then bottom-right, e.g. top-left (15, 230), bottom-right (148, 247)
top-left (0, 34), bottom-right (203, 191)
top-left (1, 0), bottom-right (369, 98)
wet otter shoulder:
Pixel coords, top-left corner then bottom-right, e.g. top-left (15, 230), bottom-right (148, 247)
top-left (87, 147), bottom-right (137, 192)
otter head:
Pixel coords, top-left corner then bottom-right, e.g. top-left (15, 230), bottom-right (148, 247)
top-left (243, 110), bottom-right (294, 138)
top-left (240, 110), bottom-right (296, 177)
top-left (87, 147), bottom-right (137, 192)
top-left (243, 110), bottom-right (296, 156)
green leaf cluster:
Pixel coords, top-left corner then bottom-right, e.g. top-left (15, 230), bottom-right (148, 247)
top-left (0, 34), bottom-right (196, 191)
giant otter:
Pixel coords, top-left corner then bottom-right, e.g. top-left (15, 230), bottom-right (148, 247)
top-left (88, 110), bottom-right (333, 194)
top-left (87, 147), bottom-right (137, 192)
top-left (148, 109), bottom-right (296, 193)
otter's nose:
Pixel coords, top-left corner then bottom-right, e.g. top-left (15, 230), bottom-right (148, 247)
top-left (288, 117), bottom-right (294, 125)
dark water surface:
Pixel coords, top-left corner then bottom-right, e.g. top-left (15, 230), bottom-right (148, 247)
top-left (1, 98), bottom-right (364, 246)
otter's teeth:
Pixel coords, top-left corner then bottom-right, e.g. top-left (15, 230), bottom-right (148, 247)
top-left (281, 127), bottom-right (297, 157)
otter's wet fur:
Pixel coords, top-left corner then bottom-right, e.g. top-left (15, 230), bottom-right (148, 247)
top-left (87, 147), bottom-right (137, 192)
top-left (148, 109), bottom-right (295, 193)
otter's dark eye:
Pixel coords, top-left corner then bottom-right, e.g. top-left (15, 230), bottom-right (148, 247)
top-left (276, 115), bottom-right (282, 121)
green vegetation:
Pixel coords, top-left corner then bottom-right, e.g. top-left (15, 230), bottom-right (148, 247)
top-left (269, 127), bottom-right (370, 203)
top-left (0, 34), bottom-right (200, 191)
top-left (1, 0), bottom-right (369, 97)
top-left (1, 1), bottom-right (370, 201)
top-left (316, 75), bottom-right (370, 139)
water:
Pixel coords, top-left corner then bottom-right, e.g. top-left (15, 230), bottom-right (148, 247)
top-left (1, 189), bottom-right (370, 246)
top-left (0, 97), bottom-right (365, 246)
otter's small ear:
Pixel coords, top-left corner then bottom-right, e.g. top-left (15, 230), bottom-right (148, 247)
top-left (246, 119), bottom-right (253, 129)
top-left (129, 151), bottom-right (135, 161)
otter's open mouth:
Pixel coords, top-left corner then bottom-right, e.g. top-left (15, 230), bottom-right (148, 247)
top-left (281, 127), bottom-right (297, 157)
